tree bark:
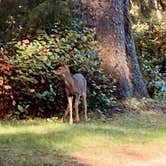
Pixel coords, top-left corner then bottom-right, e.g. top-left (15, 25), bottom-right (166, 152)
top-left (72, 0), bottom-right (149, 98)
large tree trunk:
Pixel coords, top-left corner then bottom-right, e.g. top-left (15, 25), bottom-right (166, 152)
top-left (72, 0), bottom-right (149, 98)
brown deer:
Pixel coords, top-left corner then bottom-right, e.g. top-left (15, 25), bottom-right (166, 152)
top-left (54, 65), bottom-right (88, 124)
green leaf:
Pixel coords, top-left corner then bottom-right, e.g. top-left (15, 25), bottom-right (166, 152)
top-left (17, 105), bottom-right (24, 112)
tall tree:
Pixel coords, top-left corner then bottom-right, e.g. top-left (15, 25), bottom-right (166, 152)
top-left (72, 0), bottom-right (149, 98)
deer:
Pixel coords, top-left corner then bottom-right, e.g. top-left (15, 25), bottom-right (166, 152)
top-left (54, 65), bottom-right (88, 125)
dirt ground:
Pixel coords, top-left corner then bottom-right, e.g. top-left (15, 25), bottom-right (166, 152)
top-left (71, 142), bottom-right (166, 166)
top-left (0, 142), bottom-right (165, 166)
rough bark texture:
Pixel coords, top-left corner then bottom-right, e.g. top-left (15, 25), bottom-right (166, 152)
top-left (71, 0), bottom-right (149, 98)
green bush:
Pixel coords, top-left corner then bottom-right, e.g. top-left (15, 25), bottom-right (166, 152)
top-left (133, 22), bottom-right (166, 99)
top-left (6, 24), bottom-right (116, 119)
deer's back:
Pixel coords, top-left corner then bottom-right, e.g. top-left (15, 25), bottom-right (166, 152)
top-left (72, 73), bottom-right (86, 95)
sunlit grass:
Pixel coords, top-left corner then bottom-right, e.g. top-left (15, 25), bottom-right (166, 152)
top-left (0, 111), bottom-right (166, 165)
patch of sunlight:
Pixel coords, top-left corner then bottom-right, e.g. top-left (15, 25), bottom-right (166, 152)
top-left (0, 120), bottom-right (70, 135)
top-left (130, 2), bottom-right (139, 17)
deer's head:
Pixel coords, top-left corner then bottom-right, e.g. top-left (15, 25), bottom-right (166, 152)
top-left (54, 65), bottom-right (70, 77)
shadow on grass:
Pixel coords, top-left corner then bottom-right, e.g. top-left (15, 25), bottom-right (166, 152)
top-left (0, 127), bottom-right (91, 166)
top-left (0, 122), bottom-right (132, 165)
top-left (0, 116), bottom-right (166, 166)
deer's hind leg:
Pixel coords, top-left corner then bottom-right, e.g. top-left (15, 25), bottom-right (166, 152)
top-left (83, 93), bottom-right (88, 121)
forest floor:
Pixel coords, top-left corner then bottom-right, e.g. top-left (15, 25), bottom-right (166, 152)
top-left (0, 98), bottom-right (166, 166)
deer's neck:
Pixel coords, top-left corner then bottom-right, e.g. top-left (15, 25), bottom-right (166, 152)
top-left (63, 73), bottom-right (76, 93)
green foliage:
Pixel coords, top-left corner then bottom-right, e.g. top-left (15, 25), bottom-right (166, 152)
top-left (133, 21), bottom-right (166, 99)
top-left (0, 0), bottom-right (71, 44)
top-left (28, 0), bottom-right (71, 27)
top-left (6, 24), bottom-right (116, 118)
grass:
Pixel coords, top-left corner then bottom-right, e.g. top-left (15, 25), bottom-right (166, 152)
top-left (0, 110), bottom-right (166, 165)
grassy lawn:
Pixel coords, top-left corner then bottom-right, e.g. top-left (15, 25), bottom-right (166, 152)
top-left (0, 110), bottom-right (166, 166)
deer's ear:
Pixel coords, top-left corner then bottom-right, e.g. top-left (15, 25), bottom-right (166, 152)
top-left (60, 56), bottom-right (68, 66)
top-left (66, 64), bottom-right (72, 67)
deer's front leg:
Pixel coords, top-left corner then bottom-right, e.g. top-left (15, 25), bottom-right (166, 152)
top-left (68, 96), bottom-right (73, 125)
top-left (61, 105), bottom-right (69, 122)
top-left (74, 95), bottom-right (80, 123)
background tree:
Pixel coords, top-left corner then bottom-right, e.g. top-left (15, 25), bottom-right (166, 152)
top-left (72, 0), bottom-right (149, 98)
